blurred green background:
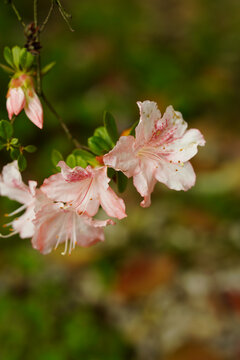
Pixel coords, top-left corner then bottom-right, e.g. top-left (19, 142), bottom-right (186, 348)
top-left (0, 0), bottom-right (240, 359)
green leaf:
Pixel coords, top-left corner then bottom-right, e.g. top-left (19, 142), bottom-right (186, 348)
top-left (10, 138), bottom-right (19, 145)
top-left (19, 48), bottom-right (27, 69)
top-left (3, 47), bottom-right (14, 68)
top-left (72, 149), bottom-right (98, 167)
top-left (0, 138), bottom-right (5, 150)
top-left (88, 136), bottom-right (110, 156)
top-left (75, 156), bottom-right (88, 168)
top-left (0, 63), bottom-right (14, 74)
top-left (0, 120), bottom-right (13, 140)
top-left (19, 48), bottom-right (34, 70)
top-left (25, 52), bottom-right (35, 70)
top-left (51, 149), bottom-right (63, 167)
top-left (66, 154), bottom-right (76, 168)
top-left (94, 126), bottom-right (113, 148)
top-left (129, 121), bottom-right (138, 136)
top-left (41, 62), bottom-right (56, 75)
top-left (24, 145), bottom-right (37, 153)
top-left (12, 46), bottom-right (21, 69)
top-left (18, 154), bottom-right (27, 171)
top-left (10, 147), bottom-right (20, 160)
top-left (104, 111), bottom-right (119, 144)
top-left (117, 171), bottom-right (128, 193)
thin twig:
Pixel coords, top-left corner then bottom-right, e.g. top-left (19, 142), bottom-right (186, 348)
top-left (41, 92), bottom-right (82, 149)
top-left (33, 0), bottom-right (42, 95)
top-left (9, 1), bottom-right (25, 27)
top-left (40, 0), bottom-right (54, 33)
top-left (33, 0), bottom-right (82, 149)
top-left (55, 0), bottom-right (74, 32)
top-left (33, 0), bottom-right (38, 28)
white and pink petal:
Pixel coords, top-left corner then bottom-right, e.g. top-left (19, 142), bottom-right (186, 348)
top-left (133, 159), bottom-right (157, 208)
top-left (155, 160), bottom-right (196, 191)
top-left (103, 135), bottom-right (139, 177)
top-left (135, 101), bottom-right (162, 145)
top-left (24, 91), bottom-right (43, 129)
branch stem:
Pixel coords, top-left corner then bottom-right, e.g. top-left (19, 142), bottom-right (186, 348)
top-left (33, 0), bottom-right (42, 95)
top-left (40, 0), bottom-right (54, 33)
top-left (41, 93), bottom-right (82, 149)
top-left (33, 0), bottom-right (82, 149)
top-left (9, 1), bottom-right (25, 27)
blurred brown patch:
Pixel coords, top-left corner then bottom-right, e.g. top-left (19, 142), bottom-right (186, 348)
top-left (165, 343), bottom-right (224, 360)
top-left (114, 254), bottom-right (176, 300)
top-left (176, 207), bottom-right (218, 232)
top-left (211, 290), bottom-right (240, 316)
top-left (49, 245), bottom-right (101, 268)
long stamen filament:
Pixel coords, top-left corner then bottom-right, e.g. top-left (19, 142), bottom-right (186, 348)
top-left (0, 231), bottom-right (18, 238)
top-left (6, 204), bottom-right (27, 217)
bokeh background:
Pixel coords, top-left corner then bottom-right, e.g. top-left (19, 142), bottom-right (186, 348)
top-left (0, 0), bottom-right (240, 359)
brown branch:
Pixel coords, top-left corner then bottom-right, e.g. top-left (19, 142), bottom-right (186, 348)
top-left (41, 93), bottom-right (83, 149)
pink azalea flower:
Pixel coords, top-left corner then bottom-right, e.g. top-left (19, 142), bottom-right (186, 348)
top-left (41, 161), bottom-right (127, 220)
top-left (0, 161), bottom-right (37, 238)
top-left (104, 100), bottom-right (206, 207)
top-left (6, 74), bottom-right (43, 129)
top-left (32, 199), bottom-right (114, 255)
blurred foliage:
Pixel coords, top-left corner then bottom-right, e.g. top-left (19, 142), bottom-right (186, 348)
top-left (0, 0), bottom-right (240, 359)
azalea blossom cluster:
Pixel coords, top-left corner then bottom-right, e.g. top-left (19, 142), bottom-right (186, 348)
top-left (0, 100), bottom-right (205, 255)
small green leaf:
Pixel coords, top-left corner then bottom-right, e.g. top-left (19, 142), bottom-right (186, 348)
top-left (104, 111), bottom-right (119, 144)
top-left (94, 126), bottom-right (113, 148)
top-left (75, 156), bottom-right (88, 168)
top-left (10, 138), bottom-right (19, 145)
top-left (25, 52), bottom-right (35, 70)
top-left (88, 136), bottom-right (110, 156)
top-left (18, 154), bottom-right (27, 171)
top-left (117, 171), bottom-right (128, 193)
top-left (72, 149), bottom-right (98, 167)
top-left (19, 48), bottom-right (27, 69)
top-left (0, 120), bottom-right (13, 140)
top-left (3, 47), bottom-right (14, 68)
top-left (12, 46), bottom-right (21, 69)
top-left (10, 147), bottom-right (20, 160)
top-left (41, 62), bottom-right (56, 75)
top-left (66, 154), bottom-right (76, 168)
top-left (24, 145), bottom-right (37, 153)
top-left (51, 149), bottom-right (63, 167)
top-left (129, 121), bottom-right (138, 136)
top-left (0, 63), bottom-right (14, 74)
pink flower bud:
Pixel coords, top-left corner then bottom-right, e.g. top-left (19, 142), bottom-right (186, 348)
top-left (6, 87), bottom-right (25, 119)
top-left (24, 90), bottom-right (43, 129)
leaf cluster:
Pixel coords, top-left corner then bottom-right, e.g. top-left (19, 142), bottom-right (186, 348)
top-left (1, 46), bottom-right (35, 74)
top-left (0, 120), bottom-right (37, 171)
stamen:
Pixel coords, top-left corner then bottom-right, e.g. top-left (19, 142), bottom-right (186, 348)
top-left (61, 234), bottom-right (69, 255)
top-left (7, 204), bottom-right (27, 217)
top-left (72, 214), bottom-right (77, 252)
top-left (54, 220), bottom-right (66, 250)
top-left (0, 231), bottom-right (18, 238)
